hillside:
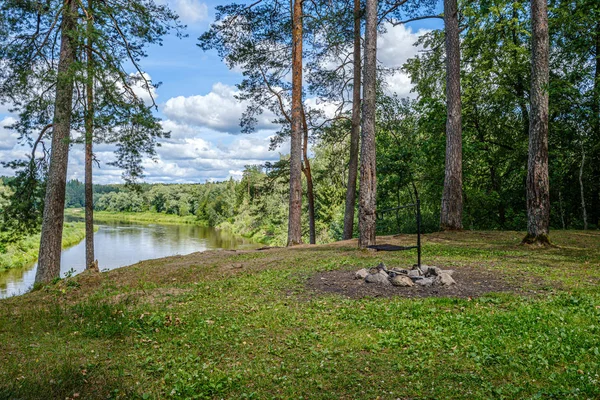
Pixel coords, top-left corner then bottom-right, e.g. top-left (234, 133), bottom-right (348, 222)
top-left (1, 231), bottom-right (599, 399)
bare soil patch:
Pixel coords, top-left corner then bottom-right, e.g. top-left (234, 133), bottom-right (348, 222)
top-left (306, 266), bottom-right (531, 299)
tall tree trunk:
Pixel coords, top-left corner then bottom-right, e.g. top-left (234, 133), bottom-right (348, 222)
top-left (35, 0), bottom-right (78, 284)
top-left (343, 0), bottom-right (362, 240)
top-left (591, 19), bottom-right (600, 228)
top-left (523, 0), bottom-right (550, 245)
top-left (358, 0), bottom-right (377, 248)
top-left (287, 0), bottom-right (303, 246)
top-left (579, 145), bottom-right (588, 230)
top-left (301, 107), bottom-right (316, 244)
top-left (440, 0), bottom-right (463, 231)
top-left (85, 2), bottom-right (95, 269)
top-left (511, 4), bottom-right (530, 138)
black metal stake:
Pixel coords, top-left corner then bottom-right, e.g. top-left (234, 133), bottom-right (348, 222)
top-left (416, 199), bottom-right (421, 269)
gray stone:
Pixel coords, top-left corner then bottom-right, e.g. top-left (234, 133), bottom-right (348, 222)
top-left (392, 268), bottom-right (409, 275)
top-left (365, 271), bottom-right (391, 285)
top-left (407, 269), bottom-right (422, 278)
top-left (355, 268), bottom-right (369, 280)
top-left (391, 275), bottom-right (414, 287)
top-left (441, 269), bottom-right (455, 277)
top-left (436, 272), bottom-right (456, 286)
top-left (415, 277), bottom-right (434, 287)
top-left (421, 266), bottom-right (442, 277)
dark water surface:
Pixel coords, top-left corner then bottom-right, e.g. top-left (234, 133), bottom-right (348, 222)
top-left (0, 220), bottom-right (257, 299)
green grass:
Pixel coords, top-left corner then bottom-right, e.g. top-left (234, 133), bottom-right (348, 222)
top-left (0, 230), bottom-right (599, 399)
top-left (0, 222), bottom-right (92, 271)
top-left (65, 208), bottom-right (204, 226)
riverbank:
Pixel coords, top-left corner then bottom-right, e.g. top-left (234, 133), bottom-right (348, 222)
top-left (65, 208), bottom-right (203, 225)
top-left (1, 230), bottom-right (599, 399)
top-left (0, 222), bottom-right (91, 271)
top-left (66, 208), bottom-right (276, 245)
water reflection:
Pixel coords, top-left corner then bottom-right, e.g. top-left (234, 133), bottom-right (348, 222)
top-left (0, 220), bottom-right (257, 299)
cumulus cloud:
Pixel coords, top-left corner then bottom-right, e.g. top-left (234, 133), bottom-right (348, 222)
top-left (63, 119), bottom-right (281, 184)
top-left (163, 83), bottom-right (275, 133)
top-left (129, 72), bottom-right (158, 106)
top-left (158, 0), bottom-right (208, 23)
top-left (378, 23), bottom-right (430, 98)
top-left (0, 117), bottom-right (19, 151)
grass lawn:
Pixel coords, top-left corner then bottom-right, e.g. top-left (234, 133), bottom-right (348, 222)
top-left (0, 230), bottom-right (599, 399)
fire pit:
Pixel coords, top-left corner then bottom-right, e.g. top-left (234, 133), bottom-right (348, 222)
top-left (355, 262), bottom-right (456, 287)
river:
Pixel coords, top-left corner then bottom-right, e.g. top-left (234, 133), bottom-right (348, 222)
top-left (0, 220), bottom-right (258, 299)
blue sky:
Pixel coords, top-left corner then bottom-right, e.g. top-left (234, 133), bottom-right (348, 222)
top-left (0, 0), bottom-right (443, 184)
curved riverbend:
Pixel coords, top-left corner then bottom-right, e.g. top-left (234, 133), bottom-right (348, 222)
top-left (0, 220), bottom-right (257, 299)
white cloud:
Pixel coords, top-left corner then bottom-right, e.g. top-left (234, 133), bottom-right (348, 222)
top-left (63, 120), bottom-right (281, 184)
top-left (378, 23), bottom-right (430, 98)
top-left (0, 117), bottom-right (19, 150)
top-left (162, 0), bottom-right (208, 23)
top-left (130, 72), bottom-right (158, 106)
top-left (162, 83), bottom-right (275, 133)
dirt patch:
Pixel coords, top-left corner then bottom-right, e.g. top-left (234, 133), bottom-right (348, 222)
top-left (306, 266), bottom-right (527, 299)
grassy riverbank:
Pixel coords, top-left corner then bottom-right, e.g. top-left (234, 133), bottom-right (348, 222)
top-left (1, 230), bottom-right (599, 399)
top-left (0, 222), bottom-right (90, 271)
top-left (65, 208), bottom-right (203, 226)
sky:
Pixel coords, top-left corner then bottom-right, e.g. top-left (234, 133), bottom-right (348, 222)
top-left (0, 0), bottom-right (443, 184)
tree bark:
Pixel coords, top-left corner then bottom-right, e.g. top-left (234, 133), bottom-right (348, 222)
top-left (287, 0), bottom-right (303, 246)
top-left (301, 106), bottom-right (316, 244)
top-left (343, 0), bottom-right (362, 241)
top-left (440, 0), bottom-right (463, 231)
top-left (591, 19), bottom-right (600, 228)
top-left (523, 0), bottom-right (550, 245)
top-left (35, 0), bottom-right (78, 284)
top-left (579, 146), bottom-right (588, 230)
top-left (358, 0), bottom-right (377, 248)
top-left (85, 1), bottom-right (95, 269)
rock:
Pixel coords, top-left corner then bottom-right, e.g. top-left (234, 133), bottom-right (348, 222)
top-left (421, 265), bottom-right (442, 277)
top-left (436, 272), bottom-right (456, 286)
top-left (355, 268), bottom-right (369, 280)
top-left (391, 268), bottom-right (408, 275)
top-left (376, 262), bottom-right (388, 271)
top-left (415, 277), bottom-right (434, 287)
top-left (365, 271), bottom-right (391, 285)
top-left (407, 269), bottom-right (422, 278)
top-left (391, 275), bottom-right (414, 287)
top-left (441, 269), bottom-right (455, 277)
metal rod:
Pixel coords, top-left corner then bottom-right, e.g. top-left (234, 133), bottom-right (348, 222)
top-left (416, 199), bottom-right (421, 268)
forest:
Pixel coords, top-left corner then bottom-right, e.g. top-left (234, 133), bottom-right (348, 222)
top-left (0, 0), bottom-right (598, 283)
top-left (1, 0), bottom-right (600, 398)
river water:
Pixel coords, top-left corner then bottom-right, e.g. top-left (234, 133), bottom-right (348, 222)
top-left (0, 220), bottom-right (257, 299)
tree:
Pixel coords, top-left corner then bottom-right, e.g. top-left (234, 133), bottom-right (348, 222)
top-left (523, 0), bottom-right (550, 245)
top-left (36, 0), bottom-right (79, 283)
top-left (440, 0), bottom-right (463, 231)
top-left (343, 0), bottom-right (362, 240)
top-left (0, 0), bottom-right (180, 282)
top-left (84, 0), bottom-right (95, 270)
top-left (288, 0), bottom-right (304, 245)
top-left (358, 0), bottom-right (378, 248)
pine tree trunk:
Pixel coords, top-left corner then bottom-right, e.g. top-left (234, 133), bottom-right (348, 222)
top-left (591, 19), bottom-right (600, 228)
top-left (35, 0), bottom-right (78, 284)
top-left (440, 0), bottom-right (463, 231)
top-left (343, 0), bottom-right (362, 241)
top-left (287, 0), bottom-right (303, 246)
top-left (358, 0), bottom-right (377, 248)
top-left (301, 107), bottom-right (316, 244)
top-left (523, 0), bottom-right (550, 245)
top-left (579, 146), bottom-right (588, 230)
top-left (85, 3), bottom-right (95, 269)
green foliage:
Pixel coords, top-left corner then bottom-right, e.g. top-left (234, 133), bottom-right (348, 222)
top-left (0, 222), bottom-right (90, 270)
